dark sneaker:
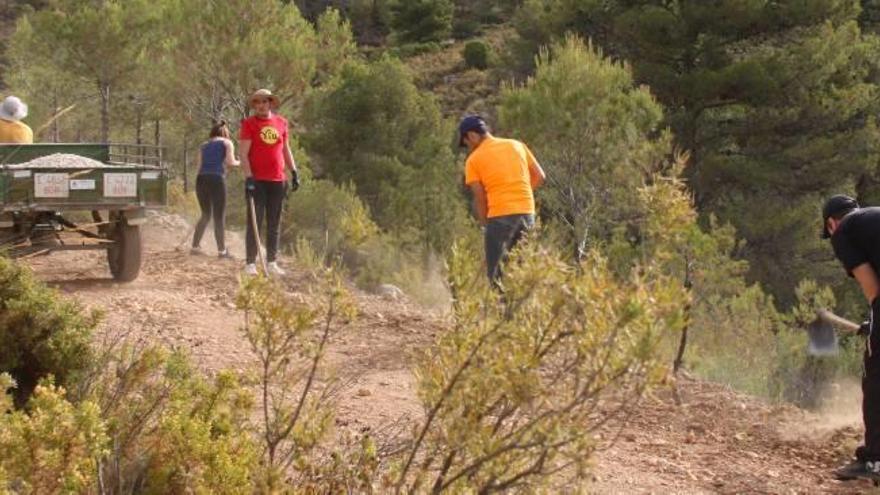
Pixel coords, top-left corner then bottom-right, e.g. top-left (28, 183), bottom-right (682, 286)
top-left (835, 459), bottom-right (880, 480)
top-left (190, 247), bottom-right (205, 256)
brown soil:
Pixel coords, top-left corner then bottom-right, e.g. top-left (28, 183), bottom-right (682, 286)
top-left (22, 214), bottom-right (878, 494)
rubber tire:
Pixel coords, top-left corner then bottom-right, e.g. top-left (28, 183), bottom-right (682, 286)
top-left (107, 223), bottom-right (142, 282)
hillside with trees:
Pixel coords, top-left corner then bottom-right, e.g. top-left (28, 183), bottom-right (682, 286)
top-left (1, 0), bottom-right (879, 492)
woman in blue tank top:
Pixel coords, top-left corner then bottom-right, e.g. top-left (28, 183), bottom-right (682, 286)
top-left (191, 120), bottom-right (239, 257)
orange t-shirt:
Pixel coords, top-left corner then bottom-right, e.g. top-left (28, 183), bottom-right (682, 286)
top-left (0, 119), bottom-right (33, 144)
top-left (464, 137), bottom-right (538, 218)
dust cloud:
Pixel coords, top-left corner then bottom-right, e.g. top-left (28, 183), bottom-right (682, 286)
top-left (779, 378), bottom-right (861, 442)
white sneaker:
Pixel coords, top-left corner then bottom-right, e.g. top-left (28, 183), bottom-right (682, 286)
top-left (244, 263), bottom-right (258, 276)
top-left (268, 261), bottom-right (286, 276)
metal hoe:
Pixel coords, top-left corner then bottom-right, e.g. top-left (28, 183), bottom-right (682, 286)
top-left (807, 309), bottom-right (861, 356)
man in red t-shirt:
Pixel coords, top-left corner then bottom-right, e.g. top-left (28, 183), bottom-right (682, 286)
top-left (239, 88), bottom-right (300, 276)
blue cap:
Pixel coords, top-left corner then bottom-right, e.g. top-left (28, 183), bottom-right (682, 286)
top-left (458, 115), bottom-right (488, 146)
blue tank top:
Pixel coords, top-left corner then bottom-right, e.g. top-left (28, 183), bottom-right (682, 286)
top-left (199, 140), bottom-right (227, 176)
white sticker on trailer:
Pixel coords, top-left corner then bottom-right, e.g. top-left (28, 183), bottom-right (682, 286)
top-left (141, 171), bottom-right (160, 180)
top-left (34, 173), bottom-right (70, 198)
top-left (13, 170), bottom-right (31, 178)
top-left (70, 179), bottom-right (96, 190)
top-left (104, 173), bottom-right (138, 198)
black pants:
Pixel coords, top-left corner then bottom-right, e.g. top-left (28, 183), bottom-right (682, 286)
top-left (192, 174), bottom-right (226, 251)
top-left (861, 298), bottom-right (880, 461)
top-left (245, 180), bottom-right (285, 264)
top-left (484, 214), bottom-right (534, 288)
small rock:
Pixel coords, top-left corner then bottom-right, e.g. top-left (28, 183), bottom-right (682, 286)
top-left (356, 388), bottom-right (372, 397)
top-left (375, 284), bottom-right (404, 301)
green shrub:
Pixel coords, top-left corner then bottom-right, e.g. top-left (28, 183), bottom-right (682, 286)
top-left (0, 376), bottom-right (107, 494)
top-left (0, 260), bottom-right (381, 493)
top-left (80, 345), bottom-right (258, 494)
top-left (0, 257), bottom-right (97, 407)
top-left (452, 18), bottom-right (481, 39)
top-left (390, 0), bottom-right (453, 43)
top-left (165, 179), bottom-right (200, 221)
top-left (283, 179), bottom-right (378, 263)
top-left (388, 41), bottom-right (442, 58)
top-left (462, 40), bottom-right (491, 69)
top-left (392, 237), bottom-right (687, 491)
top-left (236, 269), bottom-right (362, 490)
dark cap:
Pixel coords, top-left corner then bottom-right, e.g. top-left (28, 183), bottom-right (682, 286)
top-left (458, 115), bottom-right (488, 147)
top-left (821, 194), bottom-right (859, 239)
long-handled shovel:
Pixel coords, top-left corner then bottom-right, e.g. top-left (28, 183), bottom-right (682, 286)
top-left (806, 309), bottom-right (862, 356)
top-left (248, 195), bottom-right (268, 276)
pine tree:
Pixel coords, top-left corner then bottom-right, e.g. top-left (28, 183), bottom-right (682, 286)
top-left (11, 0), bottom-right (161, 142)
top-left (303, 56), bottom-right (466, 253)
top-left (500, 35), bottom-right (669, 260)
top-left (514, 0), bottom-right (880, 305)
top-left (390, 0), bottom-right (454, 43)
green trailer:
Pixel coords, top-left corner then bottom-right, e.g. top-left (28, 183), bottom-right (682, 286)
top-left (0, 143), bottom-right (168, 282)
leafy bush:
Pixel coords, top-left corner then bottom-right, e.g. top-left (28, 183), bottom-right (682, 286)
top-left (462, 40), bottom-right (491, 69)
top-left (391, 236), bottom-right (687, 491)
top-left (389, 41), bottom-right (442, 58)
top-left (165, 178), bottom-right (200, 221)
top-left (304, 55), bottom-right (462, 248)
top-left (0, 256), bottom-right (97, 406)
top-left (501, 35), bottom-right (669, 261)
top-left (75, 344), bottom-right (259, 494)
top-left (283, 179), bottom-right (378, 264)
top-left (390, 0), bottom-right (453, 43)
top-left (0, 259), bottom-right (380, 494)
top-left (0, 376), bottom-right (106, 494)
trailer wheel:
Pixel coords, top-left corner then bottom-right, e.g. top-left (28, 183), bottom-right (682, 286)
top-left (107, 222), bottom-right (142, 282)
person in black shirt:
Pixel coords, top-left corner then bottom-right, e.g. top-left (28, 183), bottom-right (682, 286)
top-left (824, 195), bottom-right (880, 480)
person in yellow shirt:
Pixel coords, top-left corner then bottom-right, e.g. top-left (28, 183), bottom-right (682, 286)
top-left (461, 115), bottom-right (545, 287)
top-left (0, 96), bottom-right (33, 144)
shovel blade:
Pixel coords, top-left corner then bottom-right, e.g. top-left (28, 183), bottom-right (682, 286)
top-left (807, 318), bottom-right (839, 356)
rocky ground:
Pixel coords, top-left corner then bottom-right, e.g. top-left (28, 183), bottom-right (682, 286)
top-left (23, 214), bottom-right (879, 494)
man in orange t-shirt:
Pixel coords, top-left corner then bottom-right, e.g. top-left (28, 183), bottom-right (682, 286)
top-left (460, 115), bottom-right (545, 287)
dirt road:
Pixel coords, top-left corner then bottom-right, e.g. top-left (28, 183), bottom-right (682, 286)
top-left (23, 215), bottom-right (877, 494)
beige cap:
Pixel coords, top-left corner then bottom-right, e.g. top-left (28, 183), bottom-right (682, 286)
top-left (248, 89), bottom-right (279, 109)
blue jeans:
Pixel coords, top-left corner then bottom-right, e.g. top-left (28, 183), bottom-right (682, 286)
top-left (485, 214), bottom-right (534, 288)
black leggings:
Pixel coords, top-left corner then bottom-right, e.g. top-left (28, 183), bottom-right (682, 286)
top-left (245, 180), bottom-right (285, 264)
top-left (192, 174), bottom-right (226, 251)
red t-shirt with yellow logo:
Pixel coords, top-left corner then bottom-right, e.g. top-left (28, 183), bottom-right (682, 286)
top-left (240, 114), bottom-right (287, 181)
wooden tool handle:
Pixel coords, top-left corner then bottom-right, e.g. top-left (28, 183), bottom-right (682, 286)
top-left (817, 309), bottom-right (862, 333)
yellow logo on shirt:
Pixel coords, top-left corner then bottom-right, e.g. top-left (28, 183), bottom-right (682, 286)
top-left (260, 126), bottom-right (280, 145)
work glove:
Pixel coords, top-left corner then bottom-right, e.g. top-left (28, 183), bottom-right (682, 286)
top-left (860, 320), bottom-right (872, 337)
top-left (289, 169), bottom-right (300, 194)
top-left (245, 177), bottom-right (256, 197)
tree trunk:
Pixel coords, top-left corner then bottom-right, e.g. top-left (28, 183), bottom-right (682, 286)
top-left (52, 91), bottom-right (60, 143)
top-left (673, 259), bottom-right (694, 374)
top-left (98, 81), bottom-right (111, 143)
top-left (182, 131), bottom-right (189, 194)
top-left (135, 108), bottom-right (143, 146)
top-left (673, 305), bottom-right (691, 374)
top-left (154, 119), bottom-right (161, 147)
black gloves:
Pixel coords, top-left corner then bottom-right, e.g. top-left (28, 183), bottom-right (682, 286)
top-left (860, 321), bottom-right (872, 337)
top-left (245, 177), bottom-right (256, 197)
top-left (289, 169), bottom-right (300, 194)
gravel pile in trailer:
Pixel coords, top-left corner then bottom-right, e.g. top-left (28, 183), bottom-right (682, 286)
top-left (2, 153), bottom-right (111, 169)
